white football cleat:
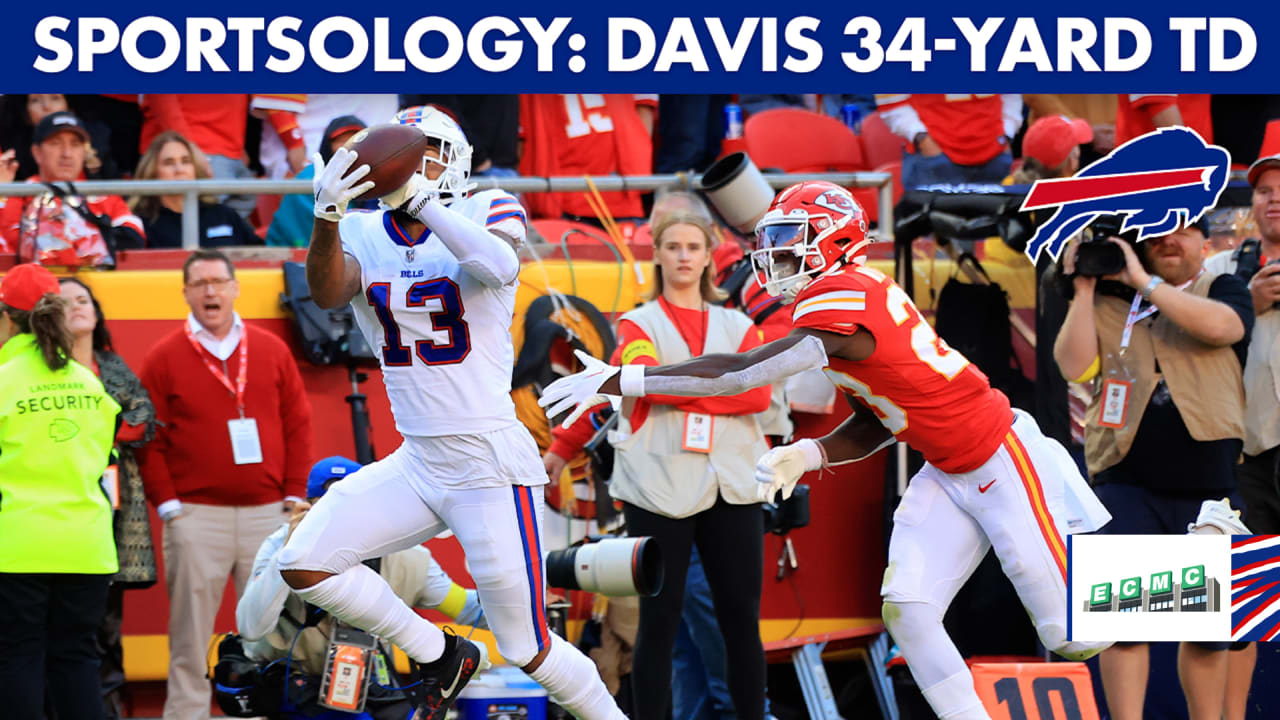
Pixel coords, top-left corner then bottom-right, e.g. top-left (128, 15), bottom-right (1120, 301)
top-left (1187, 498), bottom-right (1251, 535)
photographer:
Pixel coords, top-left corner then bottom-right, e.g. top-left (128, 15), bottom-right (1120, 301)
top-left (545, 210), bottom-right (773, 720)
top-left (233, 456), bottom-right (485, 719)
top-left (1205, 156), bottom-right (1280, 535)
top-left (1054, 219), bottom-right (1254, 720)
top-left (1201, 157), bottom-right (1280, 720)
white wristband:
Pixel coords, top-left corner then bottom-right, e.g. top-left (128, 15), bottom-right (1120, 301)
top-left (619, 364), bottom-right (646, 397)
top-left (795, 438), bottom-right (826, 472)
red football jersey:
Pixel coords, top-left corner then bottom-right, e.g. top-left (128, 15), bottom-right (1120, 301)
top-left (1115, 94), bottom-right (1213, 145)
top-left (518, 94), bottom-right (654, 219)
top-left (875, 94), bottom-right (1008, 166)
top-left (791, 264), bottom-right (1013, 474)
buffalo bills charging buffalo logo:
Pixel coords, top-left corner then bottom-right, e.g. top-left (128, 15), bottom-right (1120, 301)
top-left (1021, 127), bottom-right (1231, 263)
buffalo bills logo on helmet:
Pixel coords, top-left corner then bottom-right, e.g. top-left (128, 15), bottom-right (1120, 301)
top-left (1021, 127), bottom-right (1231, 263)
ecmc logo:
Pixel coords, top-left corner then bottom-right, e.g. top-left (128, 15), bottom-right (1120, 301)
top-left (1086, 564), bottom-right (1219, 613)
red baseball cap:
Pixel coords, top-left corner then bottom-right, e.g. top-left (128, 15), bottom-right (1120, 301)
top-left (1022, 116), bottom-right (1094, 170)
top-left (0, 264), bottom-right (60, 312)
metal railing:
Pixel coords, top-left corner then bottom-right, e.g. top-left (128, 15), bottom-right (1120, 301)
top-left (0, 172), bottom-right (895, 251)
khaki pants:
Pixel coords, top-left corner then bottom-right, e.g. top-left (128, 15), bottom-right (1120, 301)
top-left (162, 502), bottom-right (284, 720)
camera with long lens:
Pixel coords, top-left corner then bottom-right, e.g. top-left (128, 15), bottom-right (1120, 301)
top-left (545, 536), bottom-right (664, 597)
top-left (762, 484), bottom-right (810, 535)
top-left (1073, 214), bottom-right (1138, 277)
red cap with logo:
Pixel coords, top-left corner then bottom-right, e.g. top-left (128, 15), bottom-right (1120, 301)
top-left (0, 264), bottom-right (60, 311)
top-left (1022, 115), bottom-right (1094, 170)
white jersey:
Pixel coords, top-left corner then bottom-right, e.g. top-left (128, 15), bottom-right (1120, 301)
top-left (339, 189), bottom-right (528, 437)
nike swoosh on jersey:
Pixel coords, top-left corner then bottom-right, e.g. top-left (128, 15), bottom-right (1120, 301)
top-left (979, 480), bottom-right (997, 493)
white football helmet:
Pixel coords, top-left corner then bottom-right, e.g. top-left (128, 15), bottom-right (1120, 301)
top-left (390, 105), bottom-right (477, 205)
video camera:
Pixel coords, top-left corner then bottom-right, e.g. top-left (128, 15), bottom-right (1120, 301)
top-left (545, 536), bottom-right (664, 597)
top-left (762, 484), bottom-right (810, 535)
top-left (1072, 214), bottom-right (1139, 277)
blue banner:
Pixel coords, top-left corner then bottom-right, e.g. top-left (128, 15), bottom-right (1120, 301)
top-left (1, 1), bottom-right (1274, 92)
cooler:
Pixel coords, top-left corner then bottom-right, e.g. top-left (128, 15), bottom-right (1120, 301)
top-left (454, 666), bottom-right (548, 720)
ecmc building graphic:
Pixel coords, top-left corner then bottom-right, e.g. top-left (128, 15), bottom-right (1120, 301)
top-left (1085, 565), bottom-right (1220, 613)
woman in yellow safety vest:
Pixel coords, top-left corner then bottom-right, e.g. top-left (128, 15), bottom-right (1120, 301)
top-left (0, 263), bottom-right (121, 720)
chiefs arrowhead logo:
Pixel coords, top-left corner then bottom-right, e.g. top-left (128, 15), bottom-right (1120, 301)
top-left (814, 189), bottom-right (856, 216)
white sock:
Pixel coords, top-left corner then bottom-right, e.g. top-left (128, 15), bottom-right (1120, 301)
top-left (293, 564), bottom-right (445, 663)
top-left (526, 634), bottom-right (625, 720)
top-left (886, 600), bottom-right (988, 719)
top-left (921, 670), bottom-right (992, 720)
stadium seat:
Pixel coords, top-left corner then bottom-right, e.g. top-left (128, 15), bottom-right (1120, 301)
top-left (744, 108), bottom-right (866, 173)
top-left (860, 111), bottom-right (907, 170)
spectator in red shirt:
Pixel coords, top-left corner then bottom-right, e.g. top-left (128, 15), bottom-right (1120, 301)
top-left (1116, 94), bottom-right (1213, 146)
top-left (138, 249), bottom-right (313, 720)
top-left (0, 112), bottom-right (144, 265)
top-left (130, 131), bottom-right (261, 249)
top-left (250, 94), bottom-right (398, 179)
top-left (519, 94), bottom-right (655, 223)
top-left (543, 210), bottom-right (773, 720)
top-left (876, 93), bottom-right (1024, 189)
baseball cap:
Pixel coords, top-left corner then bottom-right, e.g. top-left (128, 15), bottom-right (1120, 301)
top-left (1187, 216), bottom-right (1210, 238)
top-left (0, 264), bottom-right (60, 312)
top-left (1247, 154), bottom-right (1280, 187)
top-left (306, 456), bottom-right (364, 499)
top-left (324, 115), bottom-right (366, 144)
top-left (32, 111), bottom-right (90, 145)
top-left (1022, 115), bottom-right (1094, 170)
top-left (319, 115), bottom-right (367, 164)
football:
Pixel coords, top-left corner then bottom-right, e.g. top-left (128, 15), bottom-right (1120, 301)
top-left (344, 123), bottom-right (429, 201)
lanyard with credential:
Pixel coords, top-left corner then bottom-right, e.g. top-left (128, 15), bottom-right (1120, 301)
top-left (184, 324), bottom-right (249, 417)
top-left (1118, 270), bottom-right (1202, 354)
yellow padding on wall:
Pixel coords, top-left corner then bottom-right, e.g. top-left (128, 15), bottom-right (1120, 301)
top-left (54, 257), bottom-right (1033, 325)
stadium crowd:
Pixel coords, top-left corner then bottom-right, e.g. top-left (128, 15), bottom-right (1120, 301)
top-left (0, 92), bottom-right (1278, 720)
top-left (0, 93), bottom-right (1275, 262)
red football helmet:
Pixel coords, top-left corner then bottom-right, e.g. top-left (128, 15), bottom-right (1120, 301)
top-left (750, 181), bottom-right (870, 299)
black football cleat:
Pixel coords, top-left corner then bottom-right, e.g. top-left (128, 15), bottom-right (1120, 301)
top-left (410, 629), bottom-right (488, 720)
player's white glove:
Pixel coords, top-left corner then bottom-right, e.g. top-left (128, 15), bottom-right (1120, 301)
top-left (403, 174), bottom-right (443, 221)
top-left (539, 350), bottom-right (644, 427)
top-left (312, 148), bottom-right (374, 223)
top-left (755, 439), bottom-right (825, 504)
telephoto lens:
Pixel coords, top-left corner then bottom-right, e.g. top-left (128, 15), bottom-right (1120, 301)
top-left (545, 536), bottom-right (664, 597)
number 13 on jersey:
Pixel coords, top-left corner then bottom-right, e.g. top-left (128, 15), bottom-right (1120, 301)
top-left (366, 278), bottom-right (471, 366)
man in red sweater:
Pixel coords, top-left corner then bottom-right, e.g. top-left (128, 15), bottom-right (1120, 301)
top-left (138, 248), bottom-right (313, 720)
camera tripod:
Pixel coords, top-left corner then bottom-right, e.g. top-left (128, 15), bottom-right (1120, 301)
top-left (346, 365), bottom-right (375, 465)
